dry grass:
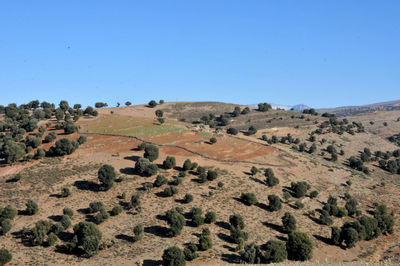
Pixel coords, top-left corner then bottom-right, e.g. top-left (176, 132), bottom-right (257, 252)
top-left (1, 103), bottom-right (400, 265)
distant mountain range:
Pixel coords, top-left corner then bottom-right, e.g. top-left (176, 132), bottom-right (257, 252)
top-left (247, 103), bottom-right (311, 111)
top-left (317, 99), bottom-right (400, 116)
top-left (247, 99), bottom-right (400, 116)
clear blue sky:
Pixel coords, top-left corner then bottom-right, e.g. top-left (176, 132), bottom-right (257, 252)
top-left (1, 1), bottom-right (399, 108)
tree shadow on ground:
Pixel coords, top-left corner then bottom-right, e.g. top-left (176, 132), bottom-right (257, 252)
top-left (217, 232), bottom-right (232, 243)
top-left (48, 215), bottom-right (62, 222)
top-left (249, 176), bottom-right (265, 186)
top-left (5, 177), bottom-right (20, 183)
top-left (313, 234), bottom-right (332, 245)
top-left (221, 253), bottom-right (240, 263)
top-left (119, 167), bottom-right (136, 175)
top-left (57, 231), bottom-right (75, 242)
top-left (115, 234), bottom-right (134, 242)
top-left (262, 221), bottom-right (285, 234)
top-left (49, 193), bottom-right (63, 198)
top-left (123, 155), bottom-right (141, 162)
top-left (275, 235), bottom-right (287, 242)
top-left (144, 226), bottom-right (170, 238)
top-left (215, 221), bottom-right (230, 230)
top-left (11, 229), bottom-right (33, 247)
top-left (142, 260), bottom-right (162, 266)
top-left (255, 202), bottom-right (270, 212)
top-left (73, 180), bottom-right (99, 192)
top-left (222, 244), bottom-right (236, 252)
top-left (54, 245), bottom-right (84, 257)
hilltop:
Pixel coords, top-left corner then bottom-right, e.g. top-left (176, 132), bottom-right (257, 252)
top-left (0, 100), bottom-right (400, 265)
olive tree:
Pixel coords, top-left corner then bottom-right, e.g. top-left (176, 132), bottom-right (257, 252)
top-left (97, 164), bottom-right (116, 191)
top-left (286, 231), bottom-right (313, 261)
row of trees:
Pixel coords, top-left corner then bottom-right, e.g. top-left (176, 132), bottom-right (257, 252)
top-left (0, 100), bottom-right (93, 165)
top-left (331, 204), bottom-right (394, 248)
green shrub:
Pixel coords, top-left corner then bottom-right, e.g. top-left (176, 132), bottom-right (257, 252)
top-left (73, 221), bottom-right (102, 257)
top-left (60, 215), bottom-right (71, 229)
top-left (47, 232), bottom-right (58, 246)
top-left (164, 186), bottom-right (178, 197)
top-left (198, 172), bottom-right (207, 183)
top-left (162, 246), bottom-right (185, 266)
top-left (171, 177), bottom-right (183, 186)
top-left (94, 208), bottom-right (109, 224)
top-left (163, 156), bottom-right (176, 169)
top-left (77, 135), bottom-right (87, 145)
top-left (250, 166), bottom-right (258, 175)
top-left (0, 205), bottom-right (17, 221)
top-left (341, 227), bottom-right (358, 248)
top-left (240, 192), bottom-right (257, 206)
top-left (198, 229), bottom-right (212, 250)
top-left (144, 144), bottom-right (159, 162)
top-left (25, 199), bottom-right (38, 215)
top-left (34, 148), bottom-right (46, 159)
top-left (0, 248), bottom-right (12, 266)
top-left (29, 220), bottom-right (52, 245)
top-left (142, 182), bottom-right (153, 191)
top-left (63, 121), bottom-right (78, 134)
top-left (51, 223), bottom-right (64, 235)
top-left (337, 207), bottom-right (348, 218)
top-left (133, 224), bottom-right (144, 241)
top-left (44, 132), bottom-right (57, 143)
top-left (291, 181), bottom-right (310, 198)
top-left (309, 190), bottom-right (319, 198)
top-left (229, 214), bottom-right (245, 230)
top-left (135, 158), bottom-right (158, 177)
top-left (189, 208), bottom-right (204, 227)
top-left (183, 243), bottom-right (198, 261)
top-left (286, 231), bottom-right (313, 261)
top-left (209, 137), bottom-right (217, 144)
top-left (205, 211), bottom-right (216, 223)
top-left (345, 197), bottom-right (359, 217)
top-left (89, 201), bottom-right (105, 213)
top-left (268, 195), bottom-right (282, 211)
top-left (374, 204), bottom-right (394, 235)
top-left (282, 212), bottom-right (296, 233)
top-left (217, 181), bottom-right (224, 188)
top-left (294, 200), bottom-right (304, 209)
top-left (266, 175), bottom-right (279, 187)
top-left (359, 216), bottom-right (379, 240)
top-left (82, 235), bottom-right (100, 257)
top-left (240, 243), bottom-right (263, 264)
top-left (319, 210), bottom-right (333, 225)
top-left (166, 209), bottom-right (186, 237)
top-left (154, 175), bottom-right (168, 187)
top-left (178, 171), bottom-right (186, 178)
top-left (61, 187), bottom-right (71, 197)
top-left (148, 100), bottom-right (157, 108)
top-left (130, 194), bottom-right (141, 209)
top-left (1, 219), bottom-right (12, 235)
top-left (137, 143), bottom-right (146, 150)
top-left (110, 205), bottom-right (123, 216)
top-left (264, 240), bottom-right (288, 263)
top-left (63, 207), bottom-right (74, 217)
top-left (183, 193), bottom-right (193, 203)
top-left (229, 214), bottom-right (247, 244)
top-left (50, 138), bottom-right (79, 156)
top-left (207, 170), bottom-right (218, 181)
top-left (230, 225), bottom-right (248, 244)
top-left (331, 226), bottom-right (341, 245)
top-left (98, 164), bottom-right (116, 191)
top-left (182, 159), bottom-right (193, 171)
top-left (265, 168), bottom-right (279, 187)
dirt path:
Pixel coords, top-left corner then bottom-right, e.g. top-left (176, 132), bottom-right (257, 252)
top-left (81, 132), bottom-right (296, 168)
